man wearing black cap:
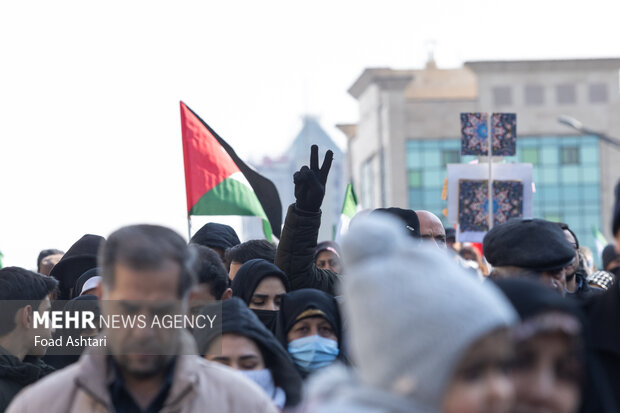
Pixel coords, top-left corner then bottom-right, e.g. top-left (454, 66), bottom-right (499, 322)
top-left (483, 218), bottom-right (576, 295)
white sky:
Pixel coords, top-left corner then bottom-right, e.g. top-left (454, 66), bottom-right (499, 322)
top-left (1, 0), bottom-right (620, 268)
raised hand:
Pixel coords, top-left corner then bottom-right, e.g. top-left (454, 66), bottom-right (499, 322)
top-left (293, 145), bottom-right (334, 212)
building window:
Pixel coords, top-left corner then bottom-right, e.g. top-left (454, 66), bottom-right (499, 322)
top-left (589, 83), bottom-right (608, 103)
top-left (492, 86), bottom-right (512, 106)
top-left (524, 84), bottom-right (544, 105)
top-left (521, 147), bottom-right (539, 164)
top-left (408, 170), bottom-right (422, 188)
top-left (441, 149), bottom-right (459, 166)
top-left (556, 84), bottom-right (576, 104)
top-left (561, 146), bottom-right (580, 165)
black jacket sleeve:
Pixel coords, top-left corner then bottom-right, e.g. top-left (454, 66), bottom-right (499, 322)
top-left (275, 204), bottom-right (339, 295)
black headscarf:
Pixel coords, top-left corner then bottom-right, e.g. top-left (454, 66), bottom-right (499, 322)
top-left (274, 288), bottom-right (343, 349)
top-left (494, 277), bottom-right (582, 321)
top-left (193, 298), bottom-right (302, 408)
top-left (231, 259), bottom-right (290, 332)
top-left (494, 277), bottom-right (616, 412)
top-left (190, 222), bottom-right (240, 250)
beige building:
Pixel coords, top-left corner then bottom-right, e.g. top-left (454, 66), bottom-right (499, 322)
top-left (342, 58), bottom-right (620, 255)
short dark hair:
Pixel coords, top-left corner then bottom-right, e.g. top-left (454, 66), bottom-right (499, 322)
top-left (37, 249), bottom-right (64, 272)
top-left (0, 267), bottom-right (58, 336)
top-left (191, 245), bottom-right (230, 299)
top-left (557, 222), bottom-right (579, 249)
top-left (99, 225), bottom-right (196, 297)
top-left (224, 239), bottom-right (276, 271)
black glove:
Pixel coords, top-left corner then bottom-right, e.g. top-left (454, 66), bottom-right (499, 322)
top-left (294, 144), bottom-right (334, 213)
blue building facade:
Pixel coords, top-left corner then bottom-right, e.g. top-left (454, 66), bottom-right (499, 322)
top-left (406, 135), bottom-right (601, 254)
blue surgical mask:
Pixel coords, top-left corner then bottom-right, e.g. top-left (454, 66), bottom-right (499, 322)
top-left (287, 334), bottom-right (339, 374)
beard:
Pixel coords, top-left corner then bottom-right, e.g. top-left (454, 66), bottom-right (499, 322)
top-left (114, 353), bottom-right (173, 378)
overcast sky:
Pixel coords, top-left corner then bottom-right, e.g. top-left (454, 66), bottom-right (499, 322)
top-left (1, 0), bottom-right (620, 268)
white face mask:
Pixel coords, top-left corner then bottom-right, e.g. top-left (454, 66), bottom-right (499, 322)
top-left (239, 368), bottom-right (286, 408)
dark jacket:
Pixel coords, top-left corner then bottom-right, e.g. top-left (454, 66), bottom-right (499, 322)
top-left (567, 271), bottom-right (601, 302)
top-left (579, 282), bottom-right (620, 413)
top-left (275, 204), bottom-right (339, 295)
top-left (0, 347), bottom-right (54, 411)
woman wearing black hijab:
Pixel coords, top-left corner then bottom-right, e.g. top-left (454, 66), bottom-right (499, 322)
top-left (231, 259), bottom-right (290, 332)
top-left (275, 288), bottom-right (344, 379)
top-left (495, 278), bottom-right (589, 413)
top-left (194, 298), bottom-right (302, 410)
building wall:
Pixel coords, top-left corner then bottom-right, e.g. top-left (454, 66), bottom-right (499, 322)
top-left (470, 62), bottom-right (620, 240)
top-left (348, 59), bottom-right (620, 258)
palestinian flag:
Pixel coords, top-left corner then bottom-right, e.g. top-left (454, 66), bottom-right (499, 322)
top-left (180, 102), bottom-right (282, 240)
top-left (593, 226), bottom-right (608, 259)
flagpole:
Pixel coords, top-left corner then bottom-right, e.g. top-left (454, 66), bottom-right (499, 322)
top-left (187, 215), bottom-right (192, 241)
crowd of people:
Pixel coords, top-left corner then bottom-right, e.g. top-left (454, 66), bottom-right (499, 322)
top-left (1, 144), bottom-right (620, 413)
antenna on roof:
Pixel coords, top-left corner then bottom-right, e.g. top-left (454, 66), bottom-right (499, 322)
top-left (426, 40), bottom-right (437, 69)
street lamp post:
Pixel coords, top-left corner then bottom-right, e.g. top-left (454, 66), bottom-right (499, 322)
top-left (558, 115), bottom-right (620, 148)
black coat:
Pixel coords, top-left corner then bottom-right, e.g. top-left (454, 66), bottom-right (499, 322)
top-left (0, 348), bottom-right (54, 412)
top-left (579, 282), bottom-right (620, 413)
top-left (275, 204), bottom-right (339, 295)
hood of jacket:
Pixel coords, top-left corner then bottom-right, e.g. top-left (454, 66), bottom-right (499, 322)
top-left (193, 298), bottom-right (302, 407)
top-left (49, 234), bottom-right (105, 300)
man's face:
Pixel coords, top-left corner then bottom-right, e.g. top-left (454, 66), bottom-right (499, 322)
top-left (416, 210), bottom-right (447, 249)
top-left (38, 254), bottom-right (63, 276)
top-left (541, 268), bottom-right (568, 296)
top-left (102, 260), bottom-right (183, 377)
top-left (229, 261), bottom-right (243, 280)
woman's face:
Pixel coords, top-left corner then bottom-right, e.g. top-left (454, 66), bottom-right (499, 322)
top-left (443, 329), bottom-right (514, 413)
top-left (287, 316), bottom-right (337, 343)
top-left (249, 276), bottom-right (286, 311)
top-left (205, 333), bottom-right (265, 371)
top-left (511, 332), bottom-right (581, 413)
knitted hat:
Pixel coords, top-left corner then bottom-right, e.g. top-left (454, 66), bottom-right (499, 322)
top-left (341, 215), bottom-right (517, 412)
